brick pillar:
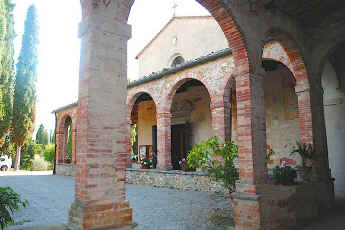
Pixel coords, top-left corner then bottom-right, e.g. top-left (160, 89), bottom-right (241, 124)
top-left (72, 129), bottom-right (77, 164)
top-left (68, 4), bottom-right (134, 230)
top-left (156, 112), bottom-right (172, 170)
top-left (211, 105), bottom-right (231, 142)
top-left (295, 85), bottom-right (313, 144)
top-left (56, 132), bottom-right (64, 163)
top-left (232, 72), bottom-right (268, 230)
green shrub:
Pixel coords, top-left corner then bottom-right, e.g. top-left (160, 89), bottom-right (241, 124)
top-left (187, 136), bottom-right (239, 192)
top-left (0, 187), bottom-right (28, 230)
top-left (43, 144), bottom-right (55, 169)
top-left (31, 155), bottom-right (49, 171)
top-left (140, 158), bottom-right (152, 168)
top-left (272, 166), bottom-right (297, 185)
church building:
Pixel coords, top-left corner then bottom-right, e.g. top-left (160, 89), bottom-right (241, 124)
top-left (53, 15), bottom-right (345, 197)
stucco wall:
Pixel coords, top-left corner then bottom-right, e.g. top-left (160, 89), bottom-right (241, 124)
top-left (137, 100), bottom-right (156, 146)
top-left (322, 61), bottom-right (345, 197)
top-left (171, 85), bottom-right (212, 145)
top-left (137, 16), bottom-right (229, 77)
top-left (264, 67), bottom-right (300, 168)
top-left (136, 85), bottom-right (212, 148)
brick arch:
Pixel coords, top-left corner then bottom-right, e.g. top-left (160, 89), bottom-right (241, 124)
top-left (56, 114), bottom-right (74, 164)
top-left (263, 29), bottom-right (309, 88)
top-left (127, 91), bottom-right (157, 121)
top-left (163, 77), bottom-right (214, 115)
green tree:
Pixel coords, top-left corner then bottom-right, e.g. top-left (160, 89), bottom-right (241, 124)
top-left (0, 134), bottom-right (15, 159)
top-left (20, 140), bottom-right (43, 170)
top-left (35, 124), bottom-right (48, 145)
top-left (43, 144), bottom-right (54, 169)
top-left (66, 125), bottom-right (72, 159)
top-left (12, 5), bottom-right (39, 170)
top-left (0, 0), bottom-right (15, 148)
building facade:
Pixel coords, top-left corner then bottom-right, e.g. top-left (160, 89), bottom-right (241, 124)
top-left (54, 6), bottom-right (345, 229)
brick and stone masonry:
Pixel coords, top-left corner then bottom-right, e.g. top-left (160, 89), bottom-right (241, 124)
top-left (56, 0), bottom-right (339, 229)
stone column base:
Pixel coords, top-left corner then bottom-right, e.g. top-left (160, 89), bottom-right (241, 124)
top-left (232, 183), bottom-right (327, 230)
top-left (68, 200), bottom-right (135, 230)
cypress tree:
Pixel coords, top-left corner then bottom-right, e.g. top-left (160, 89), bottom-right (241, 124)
top-left (12, 5), bottom-right (39, 170)
top-left (0, 0), bottom-right (15, 147)
top-left (36, 124), bottom-right (48, 145)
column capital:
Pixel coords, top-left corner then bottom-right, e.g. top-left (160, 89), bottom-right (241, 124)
top-left (78, 14), bottom-right (132, 39)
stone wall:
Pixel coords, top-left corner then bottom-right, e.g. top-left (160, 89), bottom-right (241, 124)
top-left (55, 163), bottom-right (76, 177)
top-left (55, 164), bottom-right (227, 193)
top-left (126, 168), bottom-right (227, 193)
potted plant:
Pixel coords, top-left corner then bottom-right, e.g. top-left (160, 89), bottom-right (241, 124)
top-left (187, 137), bottom-right (239, 193)
top-left (64, 154), bottom-right (72, 164)
top-left (266, 145), bottom-right (276, 165)
top-left (290, 141), bottom-right (317, 182)
top-left (271, 165), bottom-right (297, 185)
top-left (179, 158), bottom-right (196, 172)
top-left (140, 158), bottom-right (152, 169)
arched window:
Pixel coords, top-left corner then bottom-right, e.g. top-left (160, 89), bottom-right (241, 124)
top-left (171, 56), bottom-right (185, 67)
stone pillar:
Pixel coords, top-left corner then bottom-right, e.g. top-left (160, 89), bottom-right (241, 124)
top-left (309, 77), bottom-right (334, 207)
top-left (156, 112), bottom-right (172, 170)
top-left (211, 105), bottom-right (231, 142)
top-left (232, 72), bottom-right (268, 230)
top-left (68, 2), bottom-right (134, 229)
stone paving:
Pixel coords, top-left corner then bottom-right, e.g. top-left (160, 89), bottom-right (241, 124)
top-left (0, 174), bottom-right (234, 230)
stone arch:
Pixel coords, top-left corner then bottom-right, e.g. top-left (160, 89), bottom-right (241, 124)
top-left (263, 29), bottom-right (313, 144)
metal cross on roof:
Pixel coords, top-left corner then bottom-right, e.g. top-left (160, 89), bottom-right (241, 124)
top-left (172, 2), bottom-right (178, 17)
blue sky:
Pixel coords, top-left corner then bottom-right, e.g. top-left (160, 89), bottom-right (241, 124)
top-left (13, 0), bottom-right (209, 135)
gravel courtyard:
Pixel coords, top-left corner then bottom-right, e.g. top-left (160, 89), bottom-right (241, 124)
top-left (0, 174), bottom-right (234, 230)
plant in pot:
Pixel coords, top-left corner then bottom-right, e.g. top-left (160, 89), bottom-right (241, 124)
top-left (271, 165), bottom-right (297, 185)
top-left (140, 158), bottom-right (152, 169)
top-left (266, 145), bottom-right (276, 165)
top-left (187, 136), bottom-right (239, 194)
top-left (64, 154), bottom-right (72, 164)
top-left (179, 158), bottom-right (196, 172)
top-left (290, 141), bottom-right (317, 182)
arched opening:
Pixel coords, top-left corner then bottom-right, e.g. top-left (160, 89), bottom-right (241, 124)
top-left (262, 59), bottom-right (300, 169)
top-left (170, 79), bottom-right (212, 170)
top-left (321, 41), bottom-right (345, 199)
top-left (171, 56), bottom-right (185, 67)
top-left (74, 0), bottom-right (263, 229)
top-left (129, 93), bottom-right (157, 169)
top-left (57, 115), bottom-right (73, 164)
top-left (222, 77), bottom-right (237, 143)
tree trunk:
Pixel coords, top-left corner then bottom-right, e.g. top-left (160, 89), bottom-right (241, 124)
top-left (14, 145), bottom-right (21, 171)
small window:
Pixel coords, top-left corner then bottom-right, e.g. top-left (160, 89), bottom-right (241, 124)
top-left (171, 56), bottom-right (185, 67)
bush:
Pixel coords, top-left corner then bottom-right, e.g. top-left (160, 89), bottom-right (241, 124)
top-left (0, 187), bottom-right (28, 230)
top-left (140, 158), bottom-right (152, 168)
top-left (31, 155), bottom-right (49, 171)
top-left (272, 166), bottom-right (297, 185)
top-left (187, 136), bottom-right (239, 192)
top-left (43, 144), bottom-right (55, 169)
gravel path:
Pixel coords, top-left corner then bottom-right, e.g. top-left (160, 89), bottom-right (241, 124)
top-left (0, 174), bottom-right (234, 230)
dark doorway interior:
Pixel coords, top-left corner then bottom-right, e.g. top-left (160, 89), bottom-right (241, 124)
top-left (171, 124), bottom-right (193, 170)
